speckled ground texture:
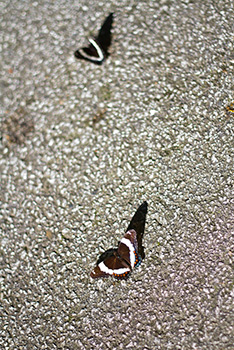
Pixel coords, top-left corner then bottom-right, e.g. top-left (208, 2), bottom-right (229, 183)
top-left (1, 0), bottom-right (234, 349)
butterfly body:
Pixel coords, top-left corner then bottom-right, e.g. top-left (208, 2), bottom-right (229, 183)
top-left (74, 13), bottom-right (113, 65)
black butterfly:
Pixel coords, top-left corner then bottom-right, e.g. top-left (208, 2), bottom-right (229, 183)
top-left (90, 201), bottom-right (148, 279)
top-left (74, 13), bottom-right (113, 65)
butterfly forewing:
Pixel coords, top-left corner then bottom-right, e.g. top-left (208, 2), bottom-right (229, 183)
top-left (90, 264), bottom-right (110, 278)
top-left (118, 229), bottom-right (141, 269)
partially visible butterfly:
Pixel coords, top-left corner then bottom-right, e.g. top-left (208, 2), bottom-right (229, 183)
top-left (90, 201), bottom-right (148, 279)
top-left (226, 102), bottom-right (234, 113)
top-left (74, 13), bottom-right (113, 65)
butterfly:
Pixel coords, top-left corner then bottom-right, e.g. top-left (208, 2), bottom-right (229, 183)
top-left (74, 13), bottom-right (113, 65)
top-left (90, 201), bottom-right (148, 279)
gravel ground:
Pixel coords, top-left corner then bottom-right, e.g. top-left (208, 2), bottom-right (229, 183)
top-left (1, 0), bottom-right (234, 349)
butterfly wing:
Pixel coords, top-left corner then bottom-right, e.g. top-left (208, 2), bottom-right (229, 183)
top-left (74, 13), bottom-right (113, 64)
top-left (75, 43), bottom-right (99, 59)
top-left (96, 248), bottom-right (117, 265)
top-left (90, 250), bottom-right (131, 279)
top-left (74, 38), bottom-right (104, 64)
top-left (126, 201), bottom-right (148, 259)
top-left (117, 229), bottom-right (142, 270)
top-left (96, 12), bottom-right (113, 56)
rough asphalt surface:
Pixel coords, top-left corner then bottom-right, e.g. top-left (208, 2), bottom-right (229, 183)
top-left (1, 0), bottom-right (234, 349)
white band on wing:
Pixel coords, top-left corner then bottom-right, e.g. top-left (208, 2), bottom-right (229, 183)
top-left (120, 237), bottom-right (136, 269)
top-left (78, 39), bottom-right (104, 62)
top-left (98, 261), bottom-right (130, 275)
top-left (88, 39), bottom-right (104, 61)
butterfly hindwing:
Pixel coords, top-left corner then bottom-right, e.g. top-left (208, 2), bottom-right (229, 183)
top-left (90, 252), bottom-right (131, 279)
